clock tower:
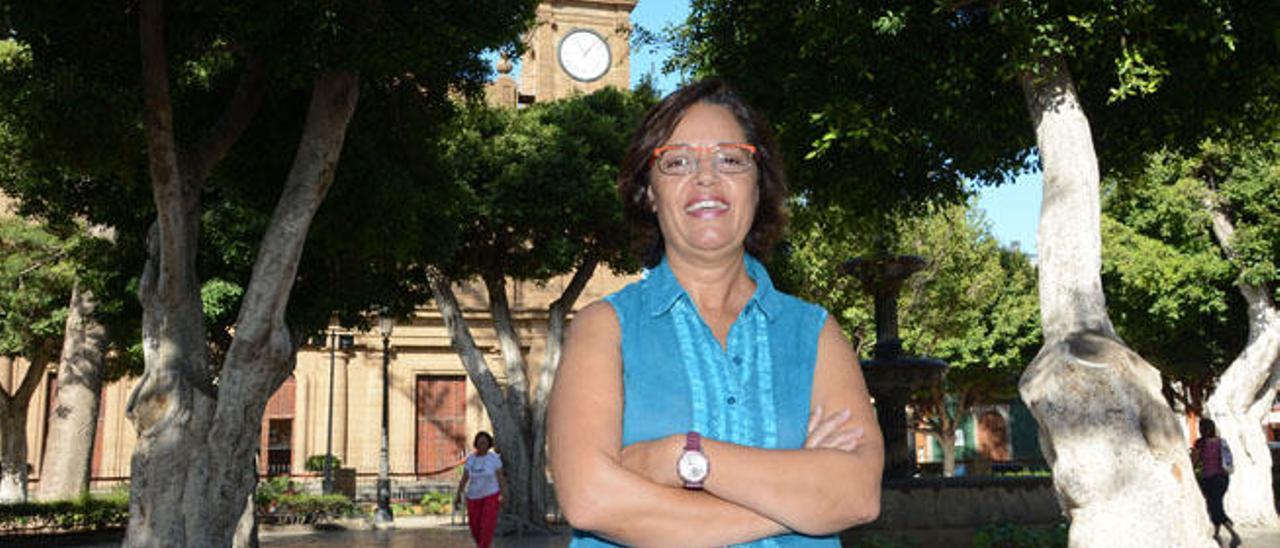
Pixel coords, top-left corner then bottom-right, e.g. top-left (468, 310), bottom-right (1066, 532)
top-left (516, 0), bottom-right (636, 104)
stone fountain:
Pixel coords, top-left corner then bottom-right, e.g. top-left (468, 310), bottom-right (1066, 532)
top-left (840, 255), bottom-right (947, 480)
top-left (836, 256), bottom-right (1059, 547)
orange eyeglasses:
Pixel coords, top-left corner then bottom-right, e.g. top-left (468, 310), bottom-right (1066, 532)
top-left (651, 143), bottom-right (758, 176)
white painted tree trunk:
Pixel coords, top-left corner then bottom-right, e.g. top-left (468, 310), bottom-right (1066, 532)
top-left (939, 430), bottom-right (957, 477)
top-left (1202, 197), bottom-right (1280, 527)
top-left (0, 354), bottom-right (50, 503)
top-left (38, 283), bottom-right (108, 501)
top-left (428, 270), bottom-right (540, 531)
top-left (1016, 56), bottom-right (1215, 548)
top-left (123, 4), bottom-right (354, 545)
top-left (0, 400), bottom-right (30, 503)
top-left (428, 257), bottom-right (597, 532)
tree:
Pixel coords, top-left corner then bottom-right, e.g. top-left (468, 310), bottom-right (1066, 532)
top-left (776, 200), bottom-right (1039, 477)
top-left (35, 223), bottom-right (138, 502)
top-left (1104, 139), bottom-right (1280, 526)
top-left (0, 215), bottom-right (76, 502)
top-left (421, 88), bottom-right (651, 530)
top-left (0, 36), bottom-right (152, 503)
top-left (681, 1), bottom-right (1279, 544)
top-left (3, 2), bottom-right (537, 545)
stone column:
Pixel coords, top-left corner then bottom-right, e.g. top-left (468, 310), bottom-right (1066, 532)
top-left (334, 352), bottom-right (350, 464)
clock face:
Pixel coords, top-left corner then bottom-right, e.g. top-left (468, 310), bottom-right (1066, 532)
top-left (558, 29), bottom-right (611, 82)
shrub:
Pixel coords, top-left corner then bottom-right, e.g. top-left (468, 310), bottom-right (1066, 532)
top-left (304, 454), bottom-right (342, 473)
top-left (972, 522), bottom-right (1068, 548)
top-left (0, 493), bottom-right (130, 534)
top-left (260, 493), bottom-right (354, 524)
top-left (254, 476), bottom-right (299, 508)
top-left (847, 536), bottom-right (914, 548)
top-left (421, 491), bottom-right (455, 515)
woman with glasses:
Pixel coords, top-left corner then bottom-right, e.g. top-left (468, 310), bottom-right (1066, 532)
top-left (548, 79), bottom-right (883, 546)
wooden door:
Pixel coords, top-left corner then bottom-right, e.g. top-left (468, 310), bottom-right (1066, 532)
top-left (415, 375), bottom-right (467, 477)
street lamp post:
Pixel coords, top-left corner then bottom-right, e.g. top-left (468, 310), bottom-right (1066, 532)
top-left (322, 327), bottom-right (336, 495)
top-left (374, 311), bottom-right (395, 525)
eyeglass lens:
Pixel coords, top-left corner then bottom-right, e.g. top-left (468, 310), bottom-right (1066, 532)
top-left (656, 145), bottom-right (754, 176)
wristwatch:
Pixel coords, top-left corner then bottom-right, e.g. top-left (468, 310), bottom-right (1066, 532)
top-left (676, 431), bottom-right (710, 490)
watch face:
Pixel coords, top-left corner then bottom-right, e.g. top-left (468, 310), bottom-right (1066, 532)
top-left (677, 451), bottom-right (710, 482)
top-left (557, 29), bottom-right (611, 82)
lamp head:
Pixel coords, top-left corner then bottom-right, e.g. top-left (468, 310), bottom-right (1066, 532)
top-left (377, 308), bottom-right (395, 338)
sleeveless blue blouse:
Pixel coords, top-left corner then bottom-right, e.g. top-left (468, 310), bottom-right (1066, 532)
top-left (570, 255), bottom-right (838, 547)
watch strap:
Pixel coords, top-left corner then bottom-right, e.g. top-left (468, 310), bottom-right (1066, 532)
top-left (680, 431), bottom-right (706, 490)
top-left (685, 431), bottom-right (702, 451)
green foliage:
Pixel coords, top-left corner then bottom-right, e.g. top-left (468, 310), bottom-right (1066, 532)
top-left (432, 88), bottom-right (655, 281)
top-left (304, 454), bottom-right (342, 473)
top-left (777, 199), bottom-right (1040, 376)
top-left (261, 494), bottom-right (354, 523)
top-left (846, 536), bottom-right (914, 548)
top-left (995, 468), bottom-right (1052, 478)
top-left (1101, 136), bottom-right (1279, 408)
top-left (253, 476), bottom-right (352, 522)
top-left (253, 476), bottom-right (299, 508)
top-left (675, 0), bottom-right (1280, 225)
top-left (0, 215), bottom-right (75, 357)
top-left (0, 491), bottom-right (129, 533)
top-left (420, 491), bottom-right (455, 515)
top-left (0, 0), bottom-right (542, 352)
top-left (972, 522), bottom-right (1068, 548)
top-left (776, 199), bottom-right (1040, 445)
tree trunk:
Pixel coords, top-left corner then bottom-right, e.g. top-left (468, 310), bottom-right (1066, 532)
top-left (1016, 56), bottom-right (1214, 547)
top-left (531, 258), bottom-right (596, 521)
top-left (939, 430), bottom-right (957, 477)
top-left (1202, 189), bottom-right (1280, 527)
top-left (0, 353), bottom-right (50, 503)
top-left (123, 4), bottom-right (355, 544)
top-left (37, 283), bottom-right (108, 501)
top-left (427, 270), bottom-right (543, 532)
top-left (0, 399), bottom-right (30, 503)
top-left (429, 260), bottom-right (598, 533)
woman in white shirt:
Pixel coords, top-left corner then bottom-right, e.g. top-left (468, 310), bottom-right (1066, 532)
top-left (455, 431), bottom-right (506, 548)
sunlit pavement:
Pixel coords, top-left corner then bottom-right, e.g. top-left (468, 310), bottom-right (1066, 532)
top-left (259, 517), bottom-right (572, 548)
top-left (1238, 526), bottom-right (1280, 547)
top-left (257, 524), bottom-right (1280, 548)
top-left (13, 522), bottom-right (1280, 547)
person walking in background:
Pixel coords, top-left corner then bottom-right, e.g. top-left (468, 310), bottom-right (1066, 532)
top-left (456, 431), bottom-right (506, 548)
top-left (1192, 418), bottom-right (1241, 548)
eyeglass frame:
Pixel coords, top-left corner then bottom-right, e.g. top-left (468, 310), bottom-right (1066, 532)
top-left (649, 143), bottom-right (760, 176)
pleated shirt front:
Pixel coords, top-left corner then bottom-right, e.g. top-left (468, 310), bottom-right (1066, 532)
top-left (570, 255), bottom-right (837, 547)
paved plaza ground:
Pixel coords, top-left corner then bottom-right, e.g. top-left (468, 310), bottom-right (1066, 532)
top-left (259, 522), bottom-right (570, 548)
top-left (8, 520), bottom-right (1280, 547)
top-left (263, 524), bottom-right (1280, 547)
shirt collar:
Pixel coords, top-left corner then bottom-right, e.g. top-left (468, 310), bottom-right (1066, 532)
top-left (644, 254), bottom-right (781, 321)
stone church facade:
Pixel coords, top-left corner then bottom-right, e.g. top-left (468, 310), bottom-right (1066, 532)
top-left (12, 0), bottom-right (640, 492)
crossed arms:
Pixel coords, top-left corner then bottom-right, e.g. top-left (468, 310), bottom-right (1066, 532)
top-left (547, 301), bottom-right (883, 547)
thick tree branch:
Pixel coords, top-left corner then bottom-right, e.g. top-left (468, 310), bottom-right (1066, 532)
top-left (427, 268), bottom-right (510, 413)
top-left (482, 271), bottom-right (531, 414)
top-left (182, 54), bottom-right (268, 185)
top-left (140, 0), bottom-right (197, 247)
top-left (1, 347), bottom-right (52, 409)
top-left (1020, 55), bottom-right (1114, 342)
top-left (533, 256), bottom-right (598, 409)
top-left (227, 69), bottom-right (358, 368)
top-left (1202, 189), bottom-right (1279, 340)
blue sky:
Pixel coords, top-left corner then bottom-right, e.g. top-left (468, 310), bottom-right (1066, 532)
top-left (627, 1), bottom-right (1043, 256)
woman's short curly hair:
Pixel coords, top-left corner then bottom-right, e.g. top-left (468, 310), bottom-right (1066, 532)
top-left (618, 78), bottom-right (788, 268)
